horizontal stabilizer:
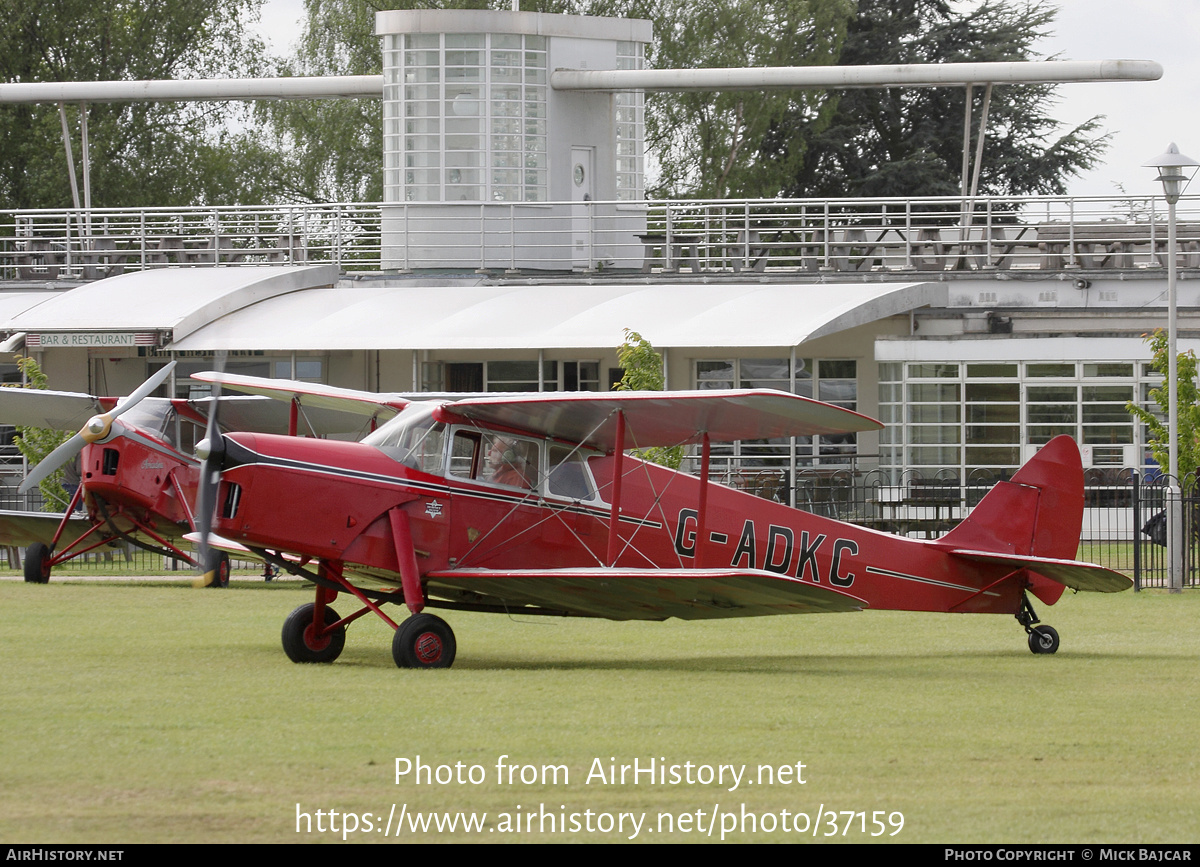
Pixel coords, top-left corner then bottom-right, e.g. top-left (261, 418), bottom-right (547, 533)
top-left (949, 549), bottom-right (1132, 593)
top-left (426, 566), bottom-right (867, 621)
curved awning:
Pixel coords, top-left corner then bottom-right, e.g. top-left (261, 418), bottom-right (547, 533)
top-left (2, 265), bottom-right (339, 344)
top-left (168, 280), bottom-right (945, 352)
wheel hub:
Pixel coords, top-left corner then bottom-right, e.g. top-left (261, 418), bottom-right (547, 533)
top-left (414, 631), bottom-right (443, 664)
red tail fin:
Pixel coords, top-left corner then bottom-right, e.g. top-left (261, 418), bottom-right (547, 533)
top-left (937, 436), bottom-right (1086, 603)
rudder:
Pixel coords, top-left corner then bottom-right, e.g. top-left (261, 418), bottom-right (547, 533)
top-left (936, 436), bottom-right (1087, 604)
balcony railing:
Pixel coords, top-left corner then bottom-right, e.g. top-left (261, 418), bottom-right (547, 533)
top-left (3, 193), bottom-right (1199, 279)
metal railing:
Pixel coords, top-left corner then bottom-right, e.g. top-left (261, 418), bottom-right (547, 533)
top-left (3, 193), bottom-right (1200, 279)
top-left (0, 203), bottom-right (384, 278)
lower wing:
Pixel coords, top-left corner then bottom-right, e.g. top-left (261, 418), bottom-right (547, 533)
top-left (426, 567), bottom-right (867, 621)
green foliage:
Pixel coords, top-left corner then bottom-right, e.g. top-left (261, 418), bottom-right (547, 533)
top-left (1126, 329), bottom-right (1200, 482)
top-left (640, 0), bottom-right (853, 199)
top-left (6, 356), bottom-right (72, 510)
top-left (0, 0), bottom-right (273, 209)
top-left (776, 0), bottom-right (1110, 198)
top-left (251, 0), bottom-right (386, 203)
top-left (615, 329), bottom-right (685, 468)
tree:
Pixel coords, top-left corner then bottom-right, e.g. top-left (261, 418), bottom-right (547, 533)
top-left (636, 0), bottom-right (852, 199)
top-left (773, 0), bottom-right (1109, 199)
top-left (1126, 330), bottom-right (1200, 483)
top-left (263, 0), bottom-right (851, 202)
top-left (6, 356), bottom-right (72, 511)
top-left (0, 0), bottom-right (274, 209)
top-left (615, 329), bottom-right (684, 468)
top-left (252, 0), bottom-right (387, 203)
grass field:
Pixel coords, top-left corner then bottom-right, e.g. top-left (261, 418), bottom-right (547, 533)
top-left (2, 578), bottom-right (1197, 844)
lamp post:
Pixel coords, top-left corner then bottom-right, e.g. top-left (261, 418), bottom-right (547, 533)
top-left (1145, 143), bottom-right (1199, 593)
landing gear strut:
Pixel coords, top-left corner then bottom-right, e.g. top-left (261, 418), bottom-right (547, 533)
top-left (1016, 593), bottom-right (1059, 655)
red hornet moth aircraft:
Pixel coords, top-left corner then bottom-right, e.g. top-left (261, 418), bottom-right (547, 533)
top-left (191, 374), bottom-right (1131, 669)
top-left (0, 363), bottom-right (387, 585)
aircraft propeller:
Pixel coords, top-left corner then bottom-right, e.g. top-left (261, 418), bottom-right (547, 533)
top-left (19, 361), bottom-right (178, 495)
top-left (193, 360), bottom-right (226, 588)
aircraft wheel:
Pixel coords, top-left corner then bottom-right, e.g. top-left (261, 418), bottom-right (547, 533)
top-left (1028, 625), bottom-right (1060, 655)
top-left (205, 550), bottom-right (230, 588)
top-left (281, 603), bottom-right (345, 663)
top-left (24, 542), bottom-right (51, 584)
top-left (392, 613), bottom-right (456, 670)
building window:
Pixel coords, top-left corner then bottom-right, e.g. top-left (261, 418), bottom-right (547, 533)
top-left (694, 357), bottom-right (858, 469)
top-left (879, 360), bottom-right (1150, 480)
top-left (383, 32), bottom-right (548, 204)
top-left (424, 360), bottom-right (601, 392)
top-left (614, 42), bottom-right (645, 201)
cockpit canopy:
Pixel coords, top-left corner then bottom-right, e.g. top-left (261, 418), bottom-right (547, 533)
top-left (362, 401), bottom-right (598, 501)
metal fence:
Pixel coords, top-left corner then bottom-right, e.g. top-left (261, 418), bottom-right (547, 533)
top-left (715, 465), bottom-right (1197, 591)
top-left (2, 466), bottom-right (1193, 588)
top-left (4, 192), bottom-right (1200, 279)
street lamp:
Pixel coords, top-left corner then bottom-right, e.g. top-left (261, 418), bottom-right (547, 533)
top-left (1145, 143), bottom-right (1199, 592)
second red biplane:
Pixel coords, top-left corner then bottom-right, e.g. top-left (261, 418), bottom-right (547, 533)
top-left (190, 374), bottom-right (1131, 669)
top-left (0, 363), bottom-right (395, 585)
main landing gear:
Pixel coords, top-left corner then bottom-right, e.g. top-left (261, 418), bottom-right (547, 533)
top-left (279, 576), bottom-right (458, 669)
top-left (1016, 593), bottom-right (1060, 655)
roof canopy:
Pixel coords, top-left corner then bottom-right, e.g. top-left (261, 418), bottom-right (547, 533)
top-left (4, 265), bottom-right (338, 342)
top-left (167, 279), bottom-right (945, 352)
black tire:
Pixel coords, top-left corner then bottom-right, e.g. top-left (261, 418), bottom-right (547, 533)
top-left (392, 613), bottom-right (456, 669)
top-left (24, 542), bottom-right (52, 584)
top-left (1028, 624), bottom-right (1060, 655)
top-left (281, 603), bottom-right (346, 663)
top-left (205, 550), bottom-right (230, 588)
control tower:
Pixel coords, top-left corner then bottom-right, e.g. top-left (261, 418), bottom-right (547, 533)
top-left (376, 8), bottom-right (652, 271)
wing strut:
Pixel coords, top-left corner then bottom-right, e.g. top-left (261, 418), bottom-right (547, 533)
top-left (388, 507), bottom-right (426, 614)
top-left (696, 432), bottom-right (711, 567)
top-left (606, 410), bottom-right (626, 566)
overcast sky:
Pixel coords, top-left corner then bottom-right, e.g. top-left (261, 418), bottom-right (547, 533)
top-left (253, 0), bottom-right (1200, 200)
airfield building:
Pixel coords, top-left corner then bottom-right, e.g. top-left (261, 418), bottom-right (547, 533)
top-left (0, 7), bottom-right (1193, 510)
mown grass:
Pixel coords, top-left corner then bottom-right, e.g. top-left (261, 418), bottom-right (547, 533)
top-left (1, 579), bottom-right (1196, 844)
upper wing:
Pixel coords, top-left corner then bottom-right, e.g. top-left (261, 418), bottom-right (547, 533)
top-left (425, 566), bottom-right (867, 620)
top-left (184, 395), bottom-right (384, 438)
top-left (0, 387), bottom-right (103, 431)
top-left (191, 371), bottom-right (411, 428)
top-left (0, 509), bottom-right (92, 549)
top-left (949, 549), bottom-right (1133, 593)
top-left (441, 389), bottom-right (883, 453)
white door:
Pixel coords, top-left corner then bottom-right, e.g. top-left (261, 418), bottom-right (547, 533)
top-left (571, 147), bottom-right (594, 270)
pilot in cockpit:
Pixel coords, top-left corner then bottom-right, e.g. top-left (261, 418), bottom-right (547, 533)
top-left (482, 435), bottom-right (537, 490)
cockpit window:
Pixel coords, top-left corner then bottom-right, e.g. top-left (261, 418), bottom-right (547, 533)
top-left (547, 444), bottom-right (596, 501)
top-left (117, 399), bottom-right (176, 446)
top-left (362, 403), bottom-right (446, 474)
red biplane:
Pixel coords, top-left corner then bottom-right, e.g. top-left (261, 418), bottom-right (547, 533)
top-left (190, 373), bottom-right (1131, 669)
top-left (0, 363), bottom-right (389, 585)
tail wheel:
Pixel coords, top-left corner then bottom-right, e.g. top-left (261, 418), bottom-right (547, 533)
top-left (1028, 625), bottom-right (1060, 655)
top-left (392, 613), bottom-right (456, 669)
top-left (281, 603), bottom-right (346, 663)
top-left (24, 542), bottom-right (52, 584)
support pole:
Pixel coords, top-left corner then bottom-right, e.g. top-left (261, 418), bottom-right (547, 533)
top-left (57, 104), bottom-right (81, 211)
top-left (1168, 195), bottom-right (1183, 593)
